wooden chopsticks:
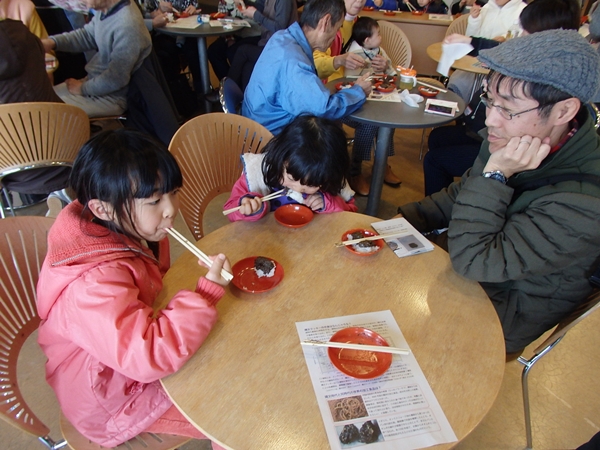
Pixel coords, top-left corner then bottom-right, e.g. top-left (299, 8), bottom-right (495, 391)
top-left (165, 228), bottom-right (233, 281)
top-left (222, 189), bottom-right (287, 216)
top-left (301, 340), bottom-right (410, 355)
top-left (405, 1), bottom-right (417, 12)
top-left (334, 232), bottom-right (406, 247)
top-left (417, 80), bottom-right (448, 93)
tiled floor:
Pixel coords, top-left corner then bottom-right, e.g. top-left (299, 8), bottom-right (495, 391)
top-left (3, 125), bottom-right (599, 450)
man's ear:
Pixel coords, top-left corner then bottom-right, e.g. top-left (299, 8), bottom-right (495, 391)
top-left (552, 98), bottom-right (580, 126)
top-left (87, 199), bottom-right (114, 221)
top-left (317, 13), bottom-right (332, 32)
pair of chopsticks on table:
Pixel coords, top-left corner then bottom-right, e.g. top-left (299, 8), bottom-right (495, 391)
top-left (334, 231), bottom-right (406, 247)
top-left (417, 80), bottom-right (448, 93)
top-left (222, 189), bottom-right (287, 216)
top-left (301, 340), bottom-right (410, 355)
top-left (164, 228), bottom-right (233, 281)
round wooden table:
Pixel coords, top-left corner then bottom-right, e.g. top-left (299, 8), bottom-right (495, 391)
top-left (157, 212), bottom-right (505, 450)
top-left (426, 42), bottom-right (490, 75)
top-left (158, 17), bottom-right (248, 110)
top-left (327, 80), bottom-right (465, 217)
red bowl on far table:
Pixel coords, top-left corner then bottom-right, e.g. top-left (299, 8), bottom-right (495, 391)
top-left (374, 82), bottom-right (395, 93)
top-left (383, 10), bottom-right (396, 16)
top-left (418, 86), bottom-right (439, 98)
top-left (411, 10), bottom-right (424, 15)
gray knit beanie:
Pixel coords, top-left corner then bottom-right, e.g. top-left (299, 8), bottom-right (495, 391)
top-left (478, 29), bottom-right (600, 103)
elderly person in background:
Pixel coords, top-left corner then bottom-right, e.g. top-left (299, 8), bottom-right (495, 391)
top-left (242, 0), bottom-right (371, 135)
top-left (41, 0), bottom-right (151, 117)
top-left (397, 30), bottom-right (600, 360)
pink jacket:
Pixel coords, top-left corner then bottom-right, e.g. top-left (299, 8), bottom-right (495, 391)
top-left (37, 201), bottom-right (224, 447)
top-left (223, 153), bottom-right (357, 222)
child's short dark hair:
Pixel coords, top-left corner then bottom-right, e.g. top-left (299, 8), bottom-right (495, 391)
top-left (262, 115), bottom-right (349, 196)
top-left (348, 16), bottom-right (379, 48)
top-left (70, 129), bottom-right (183, 238)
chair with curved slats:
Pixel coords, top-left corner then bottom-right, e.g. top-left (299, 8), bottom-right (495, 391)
top-left (445, 13), bottom-right (469, 37)
top-left (517, 289), bottom-right (600, 449)
top-left (169, 113), bottom-right (273, 241)
top-left (0, 102), bottom-right (90, 218)
top-left (0, 216), bottom-right (190, 450)
top-left (377, 20), bottom-right (412, 70)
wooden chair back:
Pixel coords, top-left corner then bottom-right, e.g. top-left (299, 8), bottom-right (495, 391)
top-left (445, 13), bottom-right (469, 37)
top-left (0, 217), bottom-right (55, 440)
top-left (169, 113), bottom-right (273, 240)
top-left (0, 102), bottom-right (89, 180)
top-left (377, 20), bottom-right (412, 70)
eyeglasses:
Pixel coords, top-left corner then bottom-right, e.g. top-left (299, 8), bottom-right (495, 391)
top-left (479, 92), bottom-right (553, 120)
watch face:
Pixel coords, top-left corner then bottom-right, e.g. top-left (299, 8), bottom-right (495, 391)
top-left (483, 171), bottom-right (507, 184)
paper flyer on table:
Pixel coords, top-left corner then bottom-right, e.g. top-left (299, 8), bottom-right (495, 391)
top-left (296, 311), bottom-right (456, 450)
top-left (371, 218), bottom-right (434, 258)
top-left (165, 16), bottom-right (199, 28)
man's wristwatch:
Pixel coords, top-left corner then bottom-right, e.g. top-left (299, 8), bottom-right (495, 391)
top-left (482, 170), bottom-right (507, 184)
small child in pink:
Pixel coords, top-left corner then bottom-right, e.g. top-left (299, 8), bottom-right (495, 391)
top-left (224, 115), bottom-right (358, 221)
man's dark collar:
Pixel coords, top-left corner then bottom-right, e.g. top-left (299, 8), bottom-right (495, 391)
top-left (100, 0), bottom-right (130, 20)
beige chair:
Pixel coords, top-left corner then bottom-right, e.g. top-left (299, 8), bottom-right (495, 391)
top-left (169, 113), bottom-right (273, 241)
top-left (517, 289), bottom-right (600, 450)
top-left (0, 216), bottom-right (190, 450)
top-left (377, 20), bottom-right (412, 70)
top-left (0, 102), bottom-right (89, 218)
top-left (445, 13), bottom-right (469, 37)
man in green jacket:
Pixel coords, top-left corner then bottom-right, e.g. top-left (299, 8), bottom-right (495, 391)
top-left (398, 29), bottom-right (600, 359)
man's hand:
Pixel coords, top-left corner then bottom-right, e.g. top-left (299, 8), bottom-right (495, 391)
top-left (470, 4), bottom-right (481, 18)
top-left (483, 136), bottom-right (551, 178)
top-left (151, 11), bottom-right (168, 28)
top-left (355, 72), bottom-right (372, 97)
top-left (184, 5), bottom-right (198, 14)
top-left (444, 33), bottom-right (472, 45)
top-left (370, 55), bottom-right (388, 73)
top-left (333, 53), bottom-right (365, 71)
top-left (65, 78), bottom-right (84, 95)
top-left (41, 38), bottom-right (56, 53)
top-left (242, 5), bottom-right (256, 18)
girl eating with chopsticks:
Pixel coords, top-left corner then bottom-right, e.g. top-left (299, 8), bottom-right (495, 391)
top-left (36, 129), bottom-right (229, 450)
top-left (224, 115), bottom-right (358, 221)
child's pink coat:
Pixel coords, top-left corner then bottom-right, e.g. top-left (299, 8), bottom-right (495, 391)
top-left (36, 201), bottom-right (224, 447)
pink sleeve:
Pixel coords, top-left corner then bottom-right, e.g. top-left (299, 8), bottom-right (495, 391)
top-left (320, 193), bottom-right (358, 213)
top-left (223, 173), bottom-right (270, 222)
top-left (63, 265), bottom-right (224, 383)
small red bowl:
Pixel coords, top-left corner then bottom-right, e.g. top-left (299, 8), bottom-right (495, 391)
top-left (328, 327), bottom-right (393, 379)
top-left (411, 10), bottom-right (424, 15)
top-left (210, 12), bottom-right (226, 19)
top-left (177, 11), bottom-right (190, 18)
top-left (274, 204), bottom-right (314, 228)
top-left (341, 228), bottom-right (384, 256)
top-left (335, 81), bottom-right (354, 91)
top-left (418, 86), bottom-right (439, 97)
top-left (362, 6), bottom-right (375, 11)
top-left (374, 82), bottom-right (395, 93)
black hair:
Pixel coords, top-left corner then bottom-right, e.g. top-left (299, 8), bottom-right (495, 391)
top-left (300, 0), bottom-right (345, 29)
top-left (485, 71), bottom-right (572, 119)
top-left (344, 16), bottom-right (378, 52)
top-left (69, 129), bottom-right (183, 239)
top-left (261, 115), bottom-right (350, 196)
top-left (520, 0), bottom-right (580, 33)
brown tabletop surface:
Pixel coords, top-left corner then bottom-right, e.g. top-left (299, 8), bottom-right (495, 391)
top-left (426, 42), bottom-right (490, 75)
top-left (157, 212), bottom-right (505, 450)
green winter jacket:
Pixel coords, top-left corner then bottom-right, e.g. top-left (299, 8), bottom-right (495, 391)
top-left (399, 108), bottom-right (600, 352)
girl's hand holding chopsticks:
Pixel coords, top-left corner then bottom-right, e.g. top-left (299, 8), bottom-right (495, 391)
top-left (200, 253), bottom-right (232, 287)
top-left (222, 189), bottom-right (286, 216)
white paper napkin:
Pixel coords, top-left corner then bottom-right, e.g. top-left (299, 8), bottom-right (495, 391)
top-left (399, 90), bottom-right (424, 107)
top-left (437, 42), bottom-right (474, 77)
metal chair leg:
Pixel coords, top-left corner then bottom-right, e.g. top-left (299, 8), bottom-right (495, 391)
top-left (1, 187), bottom-right (16, 218)
top-left (419, 129), bottom-right (427, 160)
top-left (517, 336), bottom-right (565, 450)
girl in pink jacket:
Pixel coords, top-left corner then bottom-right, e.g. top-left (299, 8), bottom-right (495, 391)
top-left (36, 130), bottom-right (230, 449)
top-left (223, 115), bottom-right (358, 221)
